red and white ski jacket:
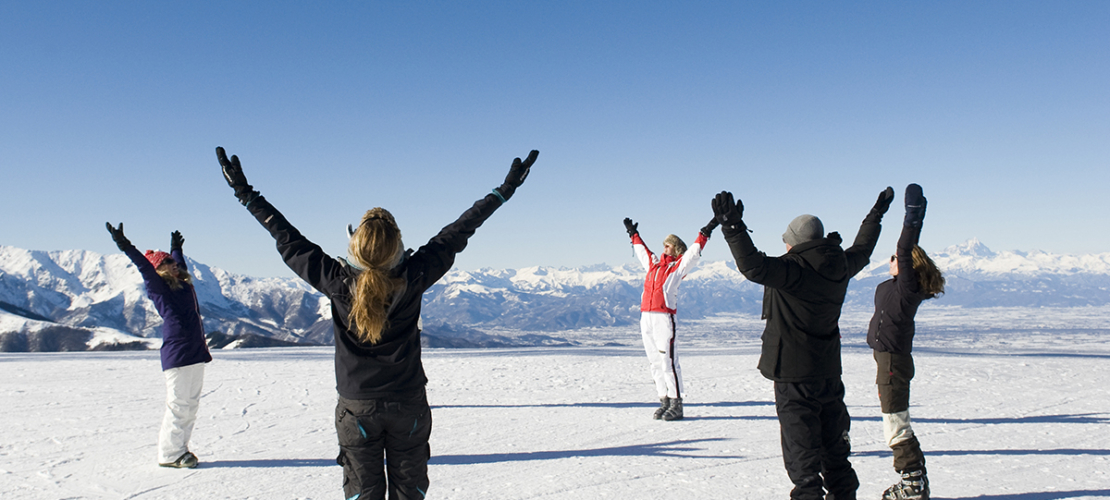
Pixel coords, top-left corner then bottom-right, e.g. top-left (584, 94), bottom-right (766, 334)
top-left (632, 232), bottom-right (708, 314)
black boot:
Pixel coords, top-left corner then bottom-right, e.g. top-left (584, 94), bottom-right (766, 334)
top-left (882, 468), bottom-right (929, 500)
top-left (662, 397), bottom-right (683, 421)
top-left (653, 397), bottom-right (671, 420)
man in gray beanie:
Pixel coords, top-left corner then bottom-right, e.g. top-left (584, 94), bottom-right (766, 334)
top-left (783, 214), bottom-right (824, 248)
top-left (711, 187), bottom-right (894, 500)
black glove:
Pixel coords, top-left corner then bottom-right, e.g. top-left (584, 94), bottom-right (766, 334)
top-left (170, 231), bottom-right (184, 252)
top-left (904, 183), bottom-right (927, 228)
top-left (494, 150), bottom-right (539, 202)
top-left (623, 218), bottom-right (639, 237)
top-left (700, 217), bottom-right (719, 238)
top-left (712, 191), bottom-right (744, 226)
top-left (871, 186), bottom-right (895, 216)
top-left (105, 222), bottom-right (132, 251)
top-left (217, 146), bottom-right (258, 206)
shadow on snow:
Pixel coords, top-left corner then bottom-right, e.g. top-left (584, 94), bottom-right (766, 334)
top-left (430, 438), bottom-right (737, 465)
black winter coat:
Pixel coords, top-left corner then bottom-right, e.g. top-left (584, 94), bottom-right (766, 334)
top-left (244, 192), bottom-right (505, 400)
top-left (867, 223), bottom-right (931, 354)
top-left (722, 212), bottom-right (882, 382)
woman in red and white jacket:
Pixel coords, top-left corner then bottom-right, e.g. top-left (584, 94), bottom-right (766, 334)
top-left (623, 216), bottom-right (717, 421)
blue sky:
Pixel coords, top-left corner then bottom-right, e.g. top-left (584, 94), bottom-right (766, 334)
top-left (2, 1), bottom-right (1107, 278)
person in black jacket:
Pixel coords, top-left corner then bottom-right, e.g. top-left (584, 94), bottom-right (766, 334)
top-left (217, 146), bottom-right (538, 500)
top-left (867, 184), bottom-right (944, 500)
top-left (711, 187), bottom-right (893, 500)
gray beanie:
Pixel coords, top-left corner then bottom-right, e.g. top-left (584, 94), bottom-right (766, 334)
top-left (782, 215), bottom-right (824, 247)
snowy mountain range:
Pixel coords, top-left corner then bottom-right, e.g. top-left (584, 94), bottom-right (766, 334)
top-left (2, 239), bottom-right (1109, 351)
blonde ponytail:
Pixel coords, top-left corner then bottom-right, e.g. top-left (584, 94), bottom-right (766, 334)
top-left (347, 208), bottom-right (405, 344)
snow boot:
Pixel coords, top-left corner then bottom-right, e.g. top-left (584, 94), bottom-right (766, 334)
top-left (882, 469), bottom-right (929, 500)
top-left (653, 397), bottom-right (671, 420)
top-left (159, 451), bottom-right (198, 469)
top-left (662, 397), bottom-right (683, 421)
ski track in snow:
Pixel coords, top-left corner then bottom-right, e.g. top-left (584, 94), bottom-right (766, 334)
top-left (1, 331), bottom-right (1109, 499)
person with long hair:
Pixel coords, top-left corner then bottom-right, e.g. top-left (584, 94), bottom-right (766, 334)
top-left (867, 183), bottom-right (944, 500)
top-left (105, 224), bottom-right (212, 469)
top-left (622, 216), bottom-right (717, 421)
top-left (217, 146), bottom-right (538, 499)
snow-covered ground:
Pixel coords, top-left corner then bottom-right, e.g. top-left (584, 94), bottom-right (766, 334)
top-left (2, 314), bottom-right (1109, 499)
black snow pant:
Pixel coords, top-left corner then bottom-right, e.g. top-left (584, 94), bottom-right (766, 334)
top-left (774, 378), bottom-right (859, 500)
top-left (336, 389), bottom-right (432, 500)
top-left (875, 350), bottom-right (926, 473)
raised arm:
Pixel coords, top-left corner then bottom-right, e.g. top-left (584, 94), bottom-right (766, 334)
top-left (106, 222), bottom-right (168, 293)
top-left (712, 191), bottom-right (794, 288)
top-left (673, 217), bottom-right (717, 276)
top-left (625, 218), bottom-right (653, 270)
top-left (844, 186), bottom-right (893, 277)
top-left (408, 150), bottom-right (540, 290)
top-left (170, 230), bottom-right (187, 272)
top-left (895, 183), bottom-right (927, 292)
top-left (217, 147), bottom-right (344, 295)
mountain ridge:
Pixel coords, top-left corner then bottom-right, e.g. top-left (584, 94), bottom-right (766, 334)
top-left (2, 240), bottom-right (1108, 350)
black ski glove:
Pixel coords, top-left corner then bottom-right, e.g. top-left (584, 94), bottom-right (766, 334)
top-left (171, 231), bottom-right (184, 253)
top-left (105, 222), bottom-right (132, 251)
top-left (700, 217), bottom-right (719, 238)
top-left (217, 146), bottom-right (259, 206)
top-left (871, 186), bottom-right (895, 217)
top-left (623, 218), bottom-right (639, 237)
top-left (712, 191), bottom-right (744, 227)
top-left (904, 183), bottom-right (926, 228)
top-left (493, 150), bottom-right (539, 202)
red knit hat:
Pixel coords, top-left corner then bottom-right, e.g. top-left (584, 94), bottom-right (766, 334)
top-left (144, 250), bottom-right (174, 269)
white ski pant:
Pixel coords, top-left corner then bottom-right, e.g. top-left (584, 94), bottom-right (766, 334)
top-left (158, 362), bottom-right (205, 463)
top-left (640, 312), bottom-right (682, 399)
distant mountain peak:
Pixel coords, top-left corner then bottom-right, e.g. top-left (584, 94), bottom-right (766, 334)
top-left (940, 238), bottom-right (995, 258)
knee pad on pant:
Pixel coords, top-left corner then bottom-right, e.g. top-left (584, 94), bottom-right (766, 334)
top-left (882, 410), bottom-right (915, 447)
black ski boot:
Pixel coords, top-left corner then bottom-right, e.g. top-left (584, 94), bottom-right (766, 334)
top-left (882, 469), bottom-right (929, 500)
top-left (662, 397), bottom-right (683, 421)
top-left (653, 397), bottom-right (671, 420)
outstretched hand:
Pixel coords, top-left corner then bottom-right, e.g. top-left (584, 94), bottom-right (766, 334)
top-left (106, 222), bottom-right (132, 251)
top-left (495, 150), bottom-right (540, 202)
top-left (623, 218), bottom-right (639, 237)
top-left (904, 183), bottom-right (926, 227)
top-left (171, 230), bottom-right (184, 252)
top-left (701, 217), bottom-right (719, 238)
top-left (711, 191), bottom-right (744, 226)
top-left (217, 146), bottom-right (257, 205)
top-left (872, 186), bottom-right (895, 215)
top-left (505, 150), bottom-right (539, 188)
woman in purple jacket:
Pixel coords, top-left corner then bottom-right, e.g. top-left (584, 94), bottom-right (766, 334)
top-left (866, 184), bottom-right (945, 500)
top-left (106, 224), bottom-right (212, 469)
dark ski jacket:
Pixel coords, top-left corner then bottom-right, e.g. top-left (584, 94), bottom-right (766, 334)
top-left (722, 212), bottom-right (882, 383)
top-left (243, 192), bottom-right (505, 400)
top-left (123, 246), bottom-right (212, 371)
top-left (867, 223), bottom-right (931, 354)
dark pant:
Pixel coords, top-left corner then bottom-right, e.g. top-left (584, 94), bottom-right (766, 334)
top-left (336, 389), bottom-right (432, 500)
top-left (774, 378), bottom-right (859, 500)
top-left (874, 350), bottom-right (925, 472)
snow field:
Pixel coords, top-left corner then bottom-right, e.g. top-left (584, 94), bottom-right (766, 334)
top-left (1, 336), bottom-right (1108, 499)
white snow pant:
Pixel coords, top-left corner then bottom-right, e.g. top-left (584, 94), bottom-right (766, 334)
top-left (158, 362), bottom-right (205, 464)
top-left (640, 312), bottom-right (682, 399)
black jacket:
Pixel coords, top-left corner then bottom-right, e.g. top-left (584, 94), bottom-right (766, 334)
top-left (245, 192), bottom-right (505, 399)
top-left (867, 223), bottom-right (931, 354)
top-left (723, 212), bottom-right (882, 382)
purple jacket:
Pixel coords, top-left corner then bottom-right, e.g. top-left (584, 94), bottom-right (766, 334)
top-left (124, 246), bottom-right (212, 370)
